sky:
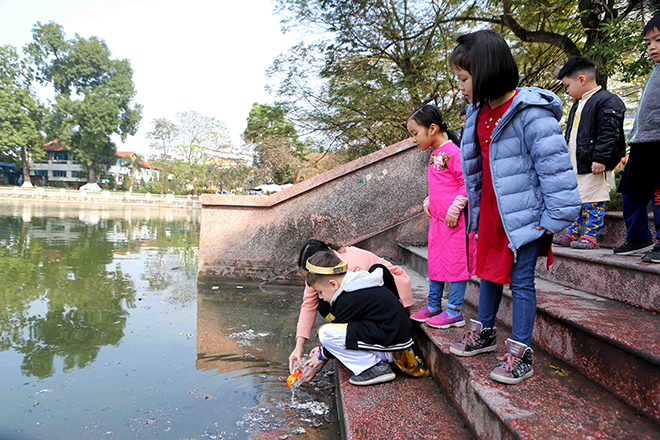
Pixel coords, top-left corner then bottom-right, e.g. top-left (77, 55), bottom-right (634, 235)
top-left (0, 0), bottom-right (300, 156)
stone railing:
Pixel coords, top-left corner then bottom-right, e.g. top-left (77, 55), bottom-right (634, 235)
top-left (198, 138), bottom-right (430, 283)
top-left (0, 186), bottom-right (200, 208)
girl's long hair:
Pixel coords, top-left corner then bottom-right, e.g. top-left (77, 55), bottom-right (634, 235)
top-left (297, 239), bottom-right (341, 269)
top-left (449, 30), bottom-right (519, 106)
top-left (408, 105), bottom-right (461, 146)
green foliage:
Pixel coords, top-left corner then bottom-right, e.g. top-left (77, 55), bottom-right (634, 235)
top-left (270, 0), bottom-right (467, 158)
top-left (172, 110), bottom-right (232, 195)
top-left (26, 21), bottom-right (142, 182)
top-left (271, 0), bottom-right (656, 161)
top-left (244, 102), bottom-right (312, 184)
top-left (0, 45), bottom-right (47, 183)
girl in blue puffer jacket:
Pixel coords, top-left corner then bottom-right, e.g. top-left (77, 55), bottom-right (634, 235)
top-left (447, 30), bottom-right (581, 385)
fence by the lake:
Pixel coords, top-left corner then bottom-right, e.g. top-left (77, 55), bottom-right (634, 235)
top-left (0, 186), bottom-right (201, 208)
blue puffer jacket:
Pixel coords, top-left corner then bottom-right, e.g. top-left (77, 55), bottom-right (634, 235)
top-left (461, 87), bottom-right (581, 255)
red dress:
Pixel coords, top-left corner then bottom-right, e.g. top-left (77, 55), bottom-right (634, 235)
top-left (475, 94), bottom-right (517, 284)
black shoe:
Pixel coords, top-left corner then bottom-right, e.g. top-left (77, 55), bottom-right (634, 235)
top-left (449, 319), bottom-right (497, 357)
top-left (613, 240), bottom-right (654, 255)
top-left (348, 362), bottom-right (396, 386)
top-left (642, 244), bottom-right (660, 263)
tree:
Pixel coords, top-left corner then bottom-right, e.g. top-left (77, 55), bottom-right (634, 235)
top-left (272, 1), bottom-right (659, 160)
top-left (243, 102), bottom-right (316, 184)
top-left (173, 110), bottom-right (232, 195)
top-left (146, 118), bottom-right (178, 194)
top-left (26, 21), bottom-right (142, 183)
top-left (147, 118), bottom-right (178, 159)
top-left (437, 0), bottom-right (659, 89)
top-left (123, 154), bottom-right (146, 191)
top-left (270, 0), bottom-right (467, 157)
top-left (0, 45), bottom-right (46, 186)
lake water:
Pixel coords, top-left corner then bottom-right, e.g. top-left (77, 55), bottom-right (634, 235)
top-left (0, 201), bottom-right (339, 440)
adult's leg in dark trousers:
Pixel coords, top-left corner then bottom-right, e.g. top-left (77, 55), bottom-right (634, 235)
top-left (622, 192), bottom-right (653, 242)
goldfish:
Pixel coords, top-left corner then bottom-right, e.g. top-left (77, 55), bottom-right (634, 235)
top-left (286, 370), bottom-right (302, 388)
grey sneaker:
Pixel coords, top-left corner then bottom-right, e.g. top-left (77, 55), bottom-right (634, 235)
top-left (641, 244), bottom-right (660, 263)
top-left (613, 240), bottom-right (654, 255)
top-left (348, 362), bottom-right (396, 386)
top-left (490, 338), bottom-right (534, 385)
top-left (449, 319), bottom-right (497, 357)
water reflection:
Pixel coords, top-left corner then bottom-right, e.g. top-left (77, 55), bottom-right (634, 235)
top-left (0, 201), bottom-right (338, 439)
top-left (0, 202), bottom-right (199, 379)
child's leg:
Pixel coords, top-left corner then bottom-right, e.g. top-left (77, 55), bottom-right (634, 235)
top-left (583, 202), bottom-right (605, 239)
top-left (476, 279), bottom-right (504, 330)
top-left (446, 280), bottom-right (468, 317)
top-left (565, 205), bottom-right (583, 238)
top-left (426, 280), bottom-right (468, 329)
top-left (509, 237), bottom-right (543, 346)
top-left (427, 280), bottom-right (445, 312)
top-left (622, 191), bottom-right (653, 243)
top-left (318, 324), bottom-right (391, 376)
top-left (410, 280), bottom-right (444, 321)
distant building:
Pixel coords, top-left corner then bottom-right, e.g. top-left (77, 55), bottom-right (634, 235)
top-left (29, 141), bottom-right (159, 188)
top-left (108, 151), bottom-right (160, 188)
top-left (0, 162), bottom-right (21, 185)
top-left (30, 140), bottom-right (87, 187)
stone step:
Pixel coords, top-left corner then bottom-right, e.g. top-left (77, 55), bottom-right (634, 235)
top-left (536, 246), bottom-right (660, 313)
top-left (399, 245), bottom-right (660, 424)
top-left (335, 364), bottom-right (473, 440)
top-left (463, 277), bottom-right (660, 424)
top-left (411, 300), bottom-right (660, 439)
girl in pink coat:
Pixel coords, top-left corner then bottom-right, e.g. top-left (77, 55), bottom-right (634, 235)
top-left (407, 105), bottom-right (476, 329)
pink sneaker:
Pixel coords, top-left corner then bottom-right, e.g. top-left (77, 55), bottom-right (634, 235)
top-left (426, 311), bottom-right (466, 329)
top-left (410, 306), bottom-right (442, 322)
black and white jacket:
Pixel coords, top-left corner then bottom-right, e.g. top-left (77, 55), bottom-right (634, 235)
top-left (320, 266), bottom-right (413, 359)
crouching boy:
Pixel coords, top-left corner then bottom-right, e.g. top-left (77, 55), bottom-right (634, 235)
top-left (303, 251), bottom-right (414, 386)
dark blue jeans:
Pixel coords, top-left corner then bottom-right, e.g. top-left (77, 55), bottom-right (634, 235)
top-left (476, 237), bottom-right (543, 346)
top-left (622, 190), bottom-right (660, 243)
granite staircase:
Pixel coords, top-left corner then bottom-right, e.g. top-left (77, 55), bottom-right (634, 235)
top-left (336, 213), bottom-right (660, 439)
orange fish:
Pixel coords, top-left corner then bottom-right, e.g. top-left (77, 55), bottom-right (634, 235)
top-left (286, 371), bottom-right (302, 388)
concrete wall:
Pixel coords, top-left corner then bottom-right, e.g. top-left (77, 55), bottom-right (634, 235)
top-left (198, 138), bottom-right (430, 284)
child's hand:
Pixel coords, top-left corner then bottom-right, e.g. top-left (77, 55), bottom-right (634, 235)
top-left (591, 162), bottom-right (605, 175)
top-left (303, 347), bottom-right (327, 382)
top-left (424, 205), bottom-right (432, 218)
top-left (445, 214), bottom-right (458, 227)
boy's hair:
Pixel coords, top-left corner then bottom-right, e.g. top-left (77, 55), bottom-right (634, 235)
top-left (298, 239), bottom-right (339, 270)
top-left (305, 251), bottom-right (342, 286)
top-left (408, 105), bottom-right (460, 145)
top-left (644, 13), bottom-right (660, 35)
top-left (449, 30), bottom-right (519, 106)
top-left (557, 56), bottom-right (597, 80)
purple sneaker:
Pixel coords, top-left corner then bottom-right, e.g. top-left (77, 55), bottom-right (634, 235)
top-left (410, 306), bottom-right (442, 322)
top-left (426, 311), bottom-right (466, 329)
top-left (490, 338), bottom-right (534, 385)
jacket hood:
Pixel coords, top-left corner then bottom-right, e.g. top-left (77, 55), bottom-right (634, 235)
top-left (329, 268), bottom-right (384, 305)
top-left (466, 87), bottom-right (563, 122)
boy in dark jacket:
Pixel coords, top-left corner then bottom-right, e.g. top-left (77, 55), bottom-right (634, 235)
top-left (555, 56), bottom-right (626, 249)
top-left (303, 251), bottom-right (413, 386)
